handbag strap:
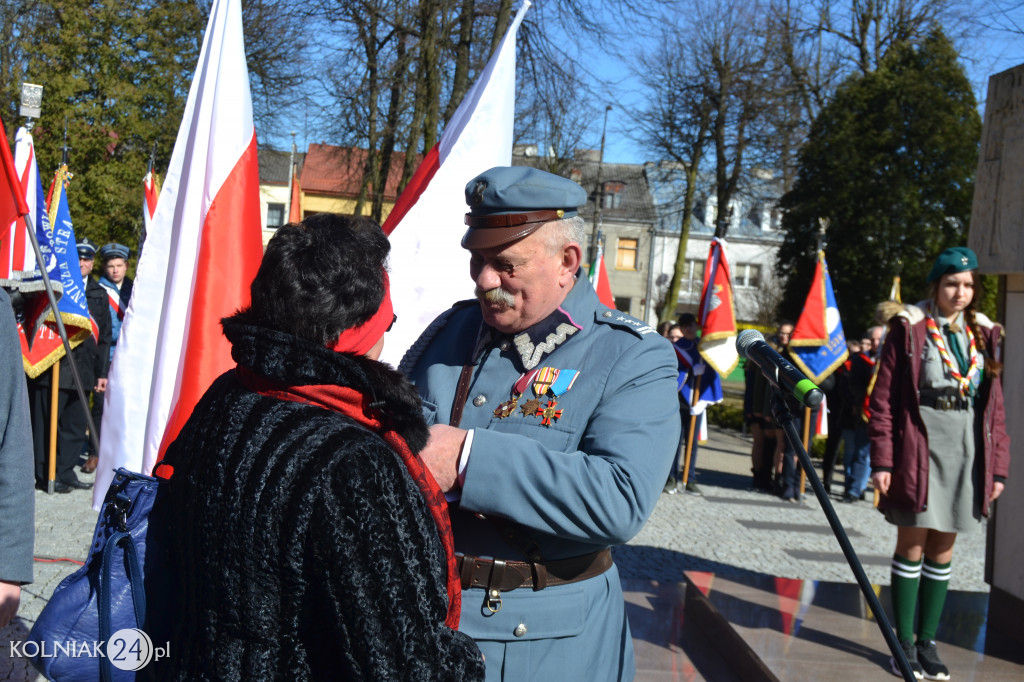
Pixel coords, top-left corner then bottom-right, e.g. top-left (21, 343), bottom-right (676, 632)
top-left (98, 530), bottom-right (146, 682)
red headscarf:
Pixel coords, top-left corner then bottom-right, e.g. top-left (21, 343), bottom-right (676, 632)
top-left (329, 271), bottom-right (393, 355)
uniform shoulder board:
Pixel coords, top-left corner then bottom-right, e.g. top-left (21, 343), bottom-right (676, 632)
top-left (593, 307), bottom-right (658, 339)
top-left (397, 300), bottom-right (476, 374)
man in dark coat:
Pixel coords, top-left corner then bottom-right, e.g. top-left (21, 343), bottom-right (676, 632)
top-left (27, 237), bottom-right (110, 491)
top-left (76, 238), bottom-right (110, 473)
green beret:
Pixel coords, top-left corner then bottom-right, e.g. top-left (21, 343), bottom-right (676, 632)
top-left (927, 246), bottom-right (977, 282)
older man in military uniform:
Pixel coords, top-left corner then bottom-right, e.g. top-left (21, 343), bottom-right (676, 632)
top-left (402, 166), bottom-right (680, 680)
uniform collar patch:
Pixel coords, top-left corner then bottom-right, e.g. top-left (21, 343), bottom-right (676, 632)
top-left (508, 306), bottom-right (582, 370)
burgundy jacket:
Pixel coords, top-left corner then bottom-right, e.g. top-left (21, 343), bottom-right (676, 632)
top-left (868, 305), bottom-right (1010, 517)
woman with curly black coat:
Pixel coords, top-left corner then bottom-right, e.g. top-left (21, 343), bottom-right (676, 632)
top-left (149, 214), bottom-right (484, 681)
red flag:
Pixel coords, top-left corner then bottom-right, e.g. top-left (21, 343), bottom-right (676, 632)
top-left (288, 163), bottom-right (301, 223)
top-left (696, 237), bottom-right (739, 375)
top-left (791, 255), bottom-right (827, 344)
top-left (789, 251), bottom-right (848, 383)
top-left (95, 0), bottom-right (263, 501)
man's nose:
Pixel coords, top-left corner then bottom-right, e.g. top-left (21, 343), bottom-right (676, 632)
top-left (475, 264), bottom-right (501, 291)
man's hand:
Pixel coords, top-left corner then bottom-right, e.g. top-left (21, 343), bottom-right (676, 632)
top-left (991, 480), bottom-right (1005, 503)
top-left (420, 425), bottom-right (467, 493)
top-left (0, 581), bottom-right (22, 629)
top-left (94, 378), bottom-right (108, 393)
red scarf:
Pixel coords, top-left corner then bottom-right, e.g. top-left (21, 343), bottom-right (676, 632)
top-left (236, 366), bottom-right (461, 629)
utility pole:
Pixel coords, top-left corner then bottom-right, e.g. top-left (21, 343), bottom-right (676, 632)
top-left (590, 105), bottom-right (612, 265)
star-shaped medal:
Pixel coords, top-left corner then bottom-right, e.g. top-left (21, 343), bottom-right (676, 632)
top-left (540, 400), bottom-right (563, 426)
top-left (520, 398), bottom-right (543, 417)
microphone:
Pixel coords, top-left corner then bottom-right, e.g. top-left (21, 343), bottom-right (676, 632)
top-left (736, 329), bottom-right (823, 409)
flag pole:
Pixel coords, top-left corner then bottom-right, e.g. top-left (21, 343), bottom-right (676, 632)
top-left (681, 370), bottom-right (700, 485)
top-left (47, 362), bottom-right (59, 492)
top-left (800, 405), bottom-right (811, 496)
top-left (22, 210), bottom-right (101, 467)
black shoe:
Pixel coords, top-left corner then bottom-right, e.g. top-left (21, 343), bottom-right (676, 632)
top-left (890, 639), bottom-right (924, 679)
top-left (841, 492), bottom-right (858, 503)
top-left (61, 477), bottom-right (94, 490)
top-left (663, 478), bottom-right (678, 494)
top-left (915, 640), bottom-right (950, 680)
top-left (684, 480), bottom-right (702, 495)
top-left (36, 480), bottom-right (73, 494)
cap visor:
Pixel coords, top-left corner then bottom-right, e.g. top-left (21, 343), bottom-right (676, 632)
top-left (461, 223), bottom-right (545, 250)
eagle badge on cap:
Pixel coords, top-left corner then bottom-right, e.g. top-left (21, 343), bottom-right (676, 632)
top-left (471, 180), bottom-right (487, 205)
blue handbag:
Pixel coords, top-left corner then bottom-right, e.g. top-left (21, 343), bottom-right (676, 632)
top-left (26, 467), bottom-right (172, 681)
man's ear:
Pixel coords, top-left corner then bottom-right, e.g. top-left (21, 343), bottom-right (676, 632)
top-left (560, 243), bottom-right (582, 283)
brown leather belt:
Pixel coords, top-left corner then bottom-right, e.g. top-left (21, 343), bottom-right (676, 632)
top-left (457, 548), bottom-right (613, 593)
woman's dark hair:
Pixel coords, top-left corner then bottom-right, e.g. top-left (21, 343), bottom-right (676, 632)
top-left (243, 213), bottom-right (390, 346)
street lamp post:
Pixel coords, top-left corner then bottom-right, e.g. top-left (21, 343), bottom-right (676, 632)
top-left (590, 105), bottom-right (612, 265)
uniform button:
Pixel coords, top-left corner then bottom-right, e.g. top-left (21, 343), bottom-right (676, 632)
top-left (513, 623), bottom-right (527, 637)
top-left (473, 394), bottom-right (487, 407)
top-left (603, 311), bottom-right (613, 318)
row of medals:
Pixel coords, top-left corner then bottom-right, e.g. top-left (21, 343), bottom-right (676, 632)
top-left (491, 368), bottom-right (578, 426)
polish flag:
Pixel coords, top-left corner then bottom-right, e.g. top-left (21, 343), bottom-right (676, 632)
top-left (0, 114), bottom-right (29, 279)
top-left (288, 162), bottom-right (301, 223)
top-left (380, 1), bottom-right (531, 366)
top-left (143, 166), bottom-right (159, 230)
top-left (94, 0), bottom-right (263, 504)
top-left (589, 243), bottom-right (615, 307)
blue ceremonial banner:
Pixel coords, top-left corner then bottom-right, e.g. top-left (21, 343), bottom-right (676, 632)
top-left (674, 338), bottom-right (724, 406)
top-left (43, 164), bottom-right (92, 341)
top-left (789, 252), bottom-right (848, 384)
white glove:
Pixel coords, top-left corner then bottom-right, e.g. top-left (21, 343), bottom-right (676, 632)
top-left (693, 363), bottom-right (706, 376)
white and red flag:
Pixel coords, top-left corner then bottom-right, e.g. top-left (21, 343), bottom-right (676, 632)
top-left (588, 243), bottom-right (615, 308)
top-left (380, 1), bottom-right (531, 365)
top-left (94, 0), bottom-right (263, 504)
top-left (143, 166), bottom-right (160, 232)
top-left (696, 237), bottom-right (739, 376)
top-left (288, 162), bottom-right (301, 223)
top-left (0, 119), bottom-right (30, 284)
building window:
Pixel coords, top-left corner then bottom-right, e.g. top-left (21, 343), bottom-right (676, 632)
top-left (685, 258), bottom-right (705, 292)
top-left (614, 296), bottom-right (632, 313)
top-left (616, 237), bottom-right (638, 270)
top-left (603, 181), bottom-right (624, 209)
top-left (266, 203), bottom-right (285, 228)
top-left (734, 263), bottom-right (763, 288)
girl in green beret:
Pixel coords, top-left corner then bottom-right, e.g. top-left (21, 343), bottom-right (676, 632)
top-left (868, 247), bottom-right (1010, 680)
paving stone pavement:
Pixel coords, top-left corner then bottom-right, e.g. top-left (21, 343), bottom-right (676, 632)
top-left (613, 426), bottom-right (990, 593)
top-left (1, 427), bottom-right (991, 679)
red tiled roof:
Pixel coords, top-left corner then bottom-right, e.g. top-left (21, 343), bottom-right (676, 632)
top-left (300, 144), bottom-right (421, 199)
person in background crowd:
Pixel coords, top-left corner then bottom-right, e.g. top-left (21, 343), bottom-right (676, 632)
top-left (657, 321), bottom-right (673, 338)
top-left (668, 324), bottom-right (684, 343)
top-left (403, 166), bottom-right (679, 681)
top-left (840, 325), bottom-right (882, 503)
top-left (26, 239), bottom-right (110, 493)
top-left (0, 288), bottom-right (34, 628)
top-left (665, 313), bottom-right (715, 495)
top-left (75, 238), bottom-right (111, 474)
top-left (150, 214), bottom-right (484, 680)
top-left (870, 247), bottom-right (1010, 679)
top-left (93, 242), bottom-right (133, 459)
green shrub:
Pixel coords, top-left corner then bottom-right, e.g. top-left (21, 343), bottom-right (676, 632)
top-left (707, 403), bottom-right (744, 431)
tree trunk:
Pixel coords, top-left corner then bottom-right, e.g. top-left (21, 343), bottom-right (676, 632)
top-left (444, 0), bottom-right (476, 125)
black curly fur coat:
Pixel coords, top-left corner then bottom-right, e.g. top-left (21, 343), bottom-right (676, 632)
top-left (148, 317), bottom-right (484, 681)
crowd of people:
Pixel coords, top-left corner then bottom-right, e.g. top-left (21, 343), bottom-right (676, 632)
top-left (0, 162), bottom-right (1011, 680)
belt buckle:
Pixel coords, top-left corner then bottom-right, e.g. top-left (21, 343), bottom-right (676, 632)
top-left (939, 396), bottom-right (952, 410)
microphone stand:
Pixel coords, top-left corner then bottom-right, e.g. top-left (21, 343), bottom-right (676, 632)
top-left (769, 385), bottom-right (915, 682)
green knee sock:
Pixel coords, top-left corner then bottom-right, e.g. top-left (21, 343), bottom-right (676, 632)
top-left (891, 554), bottom-right (922, 642)
top-left (917, 557), bottom-right (952, 642)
